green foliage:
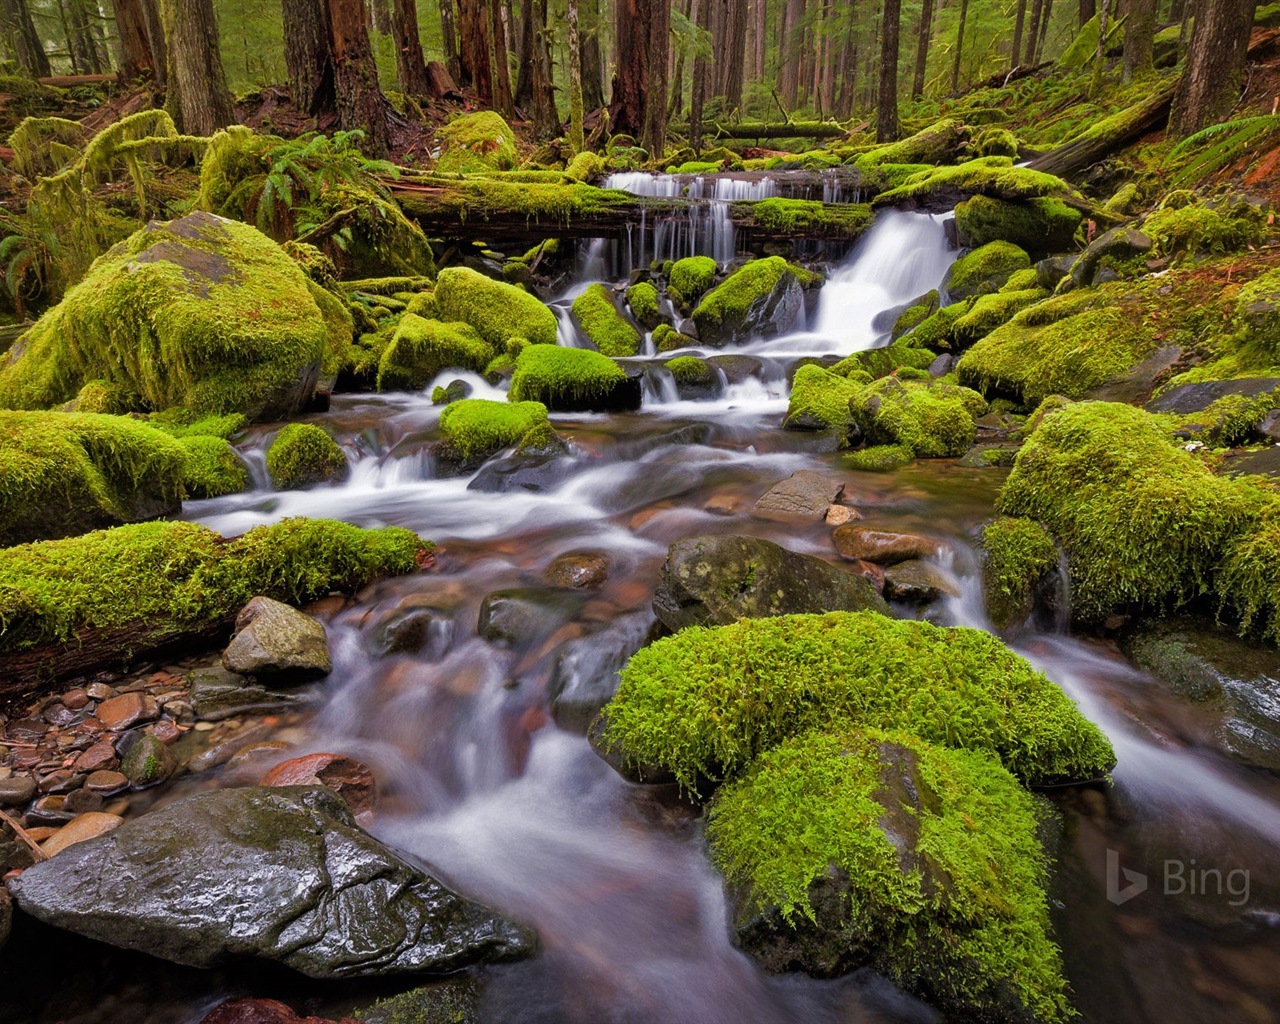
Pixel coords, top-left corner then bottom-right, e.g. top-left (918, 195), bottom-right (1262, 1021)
top-left (265, 423), bottom-right (348, 490)
top-left (709, 730), bottom-right (1071, 1023)
top-left (982, 517), bottom-right (1059, 630)
top-left (176, 435), bottom-right (248, 499)
top-left (377, 314), bottom-right (494, 392)
top-left (435, 267), bottom-right (558, 347)
top-left (0, 518), bottom-right (427, 655)
top-left (1058, 13), bottom-right (1124, 68)
top-left (830, 342), bottom-right (936, 380)
top-left (7, 116), bottom-right (86, 178)
top-left (1143, 199), bottom-right (1268, 260)
top-left (1167, 116), bottom-right (1280, 186)
top-left (601, 610), bottom-right (1115, 787)
top-left (508, 345), bottom-right (627, 405)
top-left (784, 364), bottom-right (860, 434)
top-left (625, 281), bottom-right (661, 328)
top-left (849, 377), bottom-right (987, 457)
top-left (434, 112), bottom-right (519, 173)
top-left (437, 398), bottom-right (550, 460)
top-left (750, 199), bottom-right (873, 237)
top-left (572, 283), bottom-right (641, 356)
top-left (945, 240), bottom-right (1032, 299)
top-left (843, 444), bottom-right (915, 471)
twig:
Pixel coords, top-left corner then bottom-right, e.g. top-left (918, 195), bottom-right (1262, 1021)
top-left (0, 806), bottom-right (48, 862)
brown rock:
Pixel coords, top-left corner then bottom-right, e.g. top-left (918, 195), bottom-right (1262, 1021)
top-left (84, 770), bottom-right (129, 795)
top-left (545, 551), bottom-right (610, 590)
top-left (150, 719), bottom-right (182, 744)
top-left (23, 827), bottom-right (59, 842)
top-left (200, 997), bottom-right (359, 1024)
top-left (831, 526), bottom-right (943, 566)
top-left (703, 494), bottom-right (740, 516)
top-left (84, 683), bottom-right (116, 702)
top-left (37, 770), bottom-right (82, 794)
top-left (753, 470), bottom-right (845, 521)
top-left (64, 788), bottom-right (104, 815)
top-left (39, 812), bottom-right (124, 857)
top-left (883, 560), bottom-right (962, 604)
top-left (96, 693), bottom-right (159, 731)
top-left (61, 689), bottom-right (90, 711)
top-left (824, 504), bottom-right (860, 526)
top-left (261, 753), bottom-right (376, 820)
top-left (850, 559), bottom-right (886, 593)
top-left (74, 740), bottom-right (119, 774)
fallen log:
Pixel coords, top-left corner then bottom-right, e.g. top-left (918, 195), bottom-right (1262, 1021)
top-left (670, 121), bottom-right (852, 140)
top-left (36, 73), bottom-right (118, 88)
top-left (1026, 83), bottom-right (1177, 180)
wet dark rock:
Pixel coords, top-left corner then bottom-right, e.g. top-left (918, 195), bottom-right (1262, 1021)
top-left (653, 535), bottom-right (888, 633)
top-left (695, 268), bottom-right (805, 347)
top-left (1223, 446), bottom-right (1280, 479)
top-left (753, 470), bottom-right (845, 521)
top-left (369, 604), bottom-right (455, 659)
top-left (200, 997), bottom-right (359, 1024)
top-left (63, 788), bottom-right (104, 815)
top-left (706, 355), bottom-right (764, 386)
top-left (0, 776), bottom-right (35, 807)
top-left (95, 692), bottom-right (159, 731)
top-left (550, 611), bottom-right (655, 732)
top-left (120, 734), bottom-right (177, 789)
top-left (927, 353), bottom-right (953, 378)
top-left (222, 597), bottom-right (332, 682)
top-left (1035, 255), bottom-right (1075, 291)
top-left (432, 379), bottom-right (473, 406)
top-left (7, 786), bottom-right (535, 977)
top-left (1146, 377), bottom-right (1280, 416)
top-left (189, 666), bottom-right (312, 721)
top-left (545, 551), bottom-right (610, 589)
top-left (477, 589), bottom-right (585, 647)
top-left (831, 527), bottom-right (942, 566)
top-left (958, 443), bottom-right (1019, 468)
top-left (1087, 345), bottom-right (1184, 406)
top-left (467, 434), bottom-right (574, 492)
top-left (1258, 409), bottom-right (1280, 442)
top-left (883, 560), bottom-right (961, 604)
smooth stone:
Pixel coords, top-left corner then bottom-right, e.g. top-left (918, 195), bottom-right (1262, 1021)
top-left (96, 692), bottom-right (159, 731)
top-left (63, 788), bottom-right (104, 815)
top-left (550, 611), bottom-right (655, 733)
top-left (38, 811), bottom-right (123, 857)
top-left (1223, 446), bottom-right (1280, 479)
top-left (477, 588), bottom-right (585, 648)
top-left (222, 597), bottom-right (332, 681)
top-left (368, 603), bottom-right (455, 659)
top-left (261, 754), bottom-right (377, 820)
top-left (1146, 377), bottom-right (1280, 416)
top-left (545, 551), bottom-right (610, 590)
top-left (466, 449), bottom-right (575, 494)
top-left (188, 723), bottom-right (276, 773)
top-left (753, 470), bottom-right (846, 521)
top-left (8, 786), bottom-right (535, 977)
top-left (85, 683), bottom-right (116, 701)
top-left (189, 666), bottom-right (311, 721)
top-left (652, 534), bottom-right (888, 633)
top-left (37, 770), bottom-right (82, 794)
top-left (85, 770), bottom-right (129, 795)
top-left (61, 689), bottom-right (90, 710)
top-left (883, 560), bottom-right (962, 604)
top-left (824, 504), bottom-right (859, 526)
top-left (73, 739), bottom-right (120, 773)
top-left (832, 526), bottom-right (943, 566)
top-left (0, 776), bottom-right (36, 807)
top-left (120, 734), bottom-right (177, 789)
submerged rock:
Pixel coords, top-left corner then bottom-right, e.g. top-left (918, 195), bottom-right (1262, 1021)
top-left (222, 597), bottom-right (332, 681)
top-left (261, 754), bottom-right (376, 820)
top-left (831, 526), bottom-right (942, 565)
top-left (550, 611), bottom-right (655, 732)
top-left (477, 588), bottom-right (585, 647)
top-left (119, 734), bottom-right (177, 788)
top-left (883, 559), bottom-right (961, 604)
top-left (7, 786), bottom-right (535, 977)
top-left (189, 666), bottom-right (312, 721)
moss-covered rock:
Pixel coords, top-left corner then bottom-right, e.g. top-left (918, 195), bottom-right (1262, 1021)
top-left (982, 517), bottom-right (1060, 632)
top-left (749, 198), bottom-right (874, 238)
top-left (943, 241), bottom-right (1032, 300)
top-left (849, 377), bottom-right (987, 457)
top-left (843, 444), bottom-right (915, 472)
top-left (652, 323), bottom-right (698, 352)
top-left (572, 284), bottom-right (641, 356)
top-left (692, 256), bottom-right (811, 347)
top-left (434, 267), bottom-right (558, 348)
top-left (376, 315), bottom-right (494, 392)
top-left (0, 212), bottom-right (342, 421)
top-left (625, 281), bottom-right (662, 329)
top-left (853, 118), bottom-right (970, 170)
top-left (889, 291), bottom-right (939, 340)
top-left (873, 158), bottom-right (1075, 209)
top-left (954, 196), bottom-right (1082, 255)
top-left (784, 364), bottom-right (861, 435)
top-left (664, 355), bottom-right (721, 399)
top-left (830, 342), bottom-right (936, 380)
top-left (951, 288), bottom-right (1048, 346)
top-left (266, 423), bottom-right (348, 490)
top-left (508, 344), bottom-right (641, 412)
top-left (905, 301), bottom-right (971, 351)
top-left (0, 411), bottom-right (186, 545)
top-left (711, 730), bottom-right (1070, 1023)
top-left (1143, 198), bottom-right (1268, 261)
top-left (178, 435), bottom-right (249, 499)
top-left (438, 398), bottom-right (550, 461)
top-left (433, 111), bottom-right (518, 173)
top-left (668, 256), bottom-right (719, 311)
top-left (599, 610), bottom-right (1115, 787)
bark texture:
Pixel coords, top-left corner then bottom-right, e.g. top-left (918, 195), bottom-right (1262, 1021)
top-left (1172, 0), bottom-right (1258, 135)
top-left (878, 0), bottom-right (901, 141)
top-left (160, 0), bottom-right (234, 136)
top-left (327, 0), bottom-right (392, 156)
top-left (392, 0), bottom-right (431, 97)
top-left (283, 0), bottom-right (334, 115)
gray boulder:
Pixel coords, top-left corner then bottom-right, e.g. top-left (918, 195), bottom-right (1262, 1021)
top-left (222, 597), bottom-right (332, 681)
top-left (7, 786), bottom-right (534, 978)
top-left (753, 470), bottom-right (846, 521)
top-left (653, 534), bottom-right (888, 633)
top-left (189, 666), bottom-right (312, 721)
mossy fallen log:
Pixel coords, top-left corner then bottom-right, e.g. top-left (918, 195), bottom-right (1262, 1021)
top-left (669, 121), bottom-right (852, 140)
top-left (1026, 84), bottom-right (1177, 181)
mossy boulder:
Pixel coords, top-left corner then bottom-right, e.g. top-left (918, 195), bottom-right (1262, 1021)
top-left (178, 435), bottom-right (249, 499)
top-left (508, 345), bottom-right (641, 412)
top-left (943, 241), bottom-right (1032, 300)
top-left (434, 111), bottom-right (518, 173)
top-left (843, 444), bottom-right (915, 472)
top-left (625, 281), bottom-right (662, 329)
top-left (904, 301), bottom-right (971, 351)
top-left (266, 424), bottom-right (348, 490)
top-left (664, 355), bottom-right (721, 399)
top-left (853, 118), bottom-right (970, 170)
top-left (572, 284), bottom-right (641, 356)
top-left (377, 315), bottom-right (495, 392)
top-left (711, 730), bottom-right (1070, 1023)
top-left (889, 291), bottom-right (939, 340)
top-left (653, 323), bottom-right (698, 352)
top-left (434, 267), bottom-right (558, 348)
top-left (849, 377), bottom-right (987, 457)
top-left (830, 342), bottom-right (936, 380)
top-left (0, 212), bottom-right (344, 421)
top-left (954, 196), bottom-right (1082, 255)
top-left (1142, 198), bottom-right (1267, 261)
top-left (692, 257), bottom-right (811, 347)
top-left (951, 288), bottom-right (1048, 347)
top-left (668, 255), bottom-right (719, 311)
top-left (784, 364), bottom-right (861, 436)
top-left (982, 517), bottom-right (1060, 632)
top-left (0, 411), bottom-right (187, 546)
top-left (873, 158), bottom-right (1075, 210)
top-left (437, 398), bottom-right (551, 462)
top-left (600, 610), bottom-right (1115, 788)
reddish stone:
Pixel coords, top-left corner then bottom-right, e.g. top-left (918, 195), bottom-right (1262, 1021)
top-left (150, 719), bottom-right (182, 744)
top-left (61, 689), bottom-right (90, 710)
top-left (260, 754), bottom-right (376, 819)
top-left (851, 559), bottom-right (886, 593)
top-left (73, 739), bottom-right (119, 773)
top-left (199, 998), bottom-right (359, 1024)
top-left (95, 693), bottom-right (159, 731)
top-left (831, 526), bottom-right (943, 566)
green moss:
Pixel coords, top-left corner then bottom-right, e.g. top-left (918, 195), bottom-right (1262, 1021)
top-left (0, 411), bottom-right (186, 546)
top-left (784, 364), bottom-right (861, 434)
top-left (73, 380), bottom-right (141, 415)
top-left (404, 290), bottom-right (439, 319)
top-left (831, 342), bottom-right (937, 380)
top-left (954, 196), bottom-right (1082, 254)
top-left (664, 355), bottom-right (715, 387)
top-left (750, 198), bottom-right (873, 237)
top-left (874, 157), bottom-right (1075, 207)
top-left (434, 267), bottom-right (558, 348)
top-left (508, 345), bottom-right (627, 405)
top-left (669, 160), bottom-right (721, 174)
top-left (952, 288), bottom-right (1048, 346)
top-left (308, 279), bottom-right (356, 385)
top-left (888, 291), bottom-right (940, 340)
top-left (652, 323), bottom-right (697, 352)
top-left (1143, 200), bottom-right (1267, 260)
top-left (148, 410), bottom-right (248, 441)
top-left (572, 284), bottom-right (641, 356)
top-left (601, 610), bottom-right (1115, 787)
top-left (982, 517), bottom-right (1059, 630)
top-left (434, 111), bottom-right (518, 173)
top-left (850, 377), bottom-right (987, 457)
top-left (970, 127), bottom-right (1021, 159)
top-left (265, 423), bottom-right (348, 490)
top-left (0, 518), bottom-right (428, 656)
top-left (1059, 12), bottom-right (1125, 68)
top-left (1001, 268), bottom-right (1042, 292)
top-left (945, 241), bottom-right (1032, 300)
top-left (709, 730), bottom-right (1070, 1023)
top-left (843, 443), bottom-right (915, 471)
top-left (564, 151), bottom-right (606, 182)
top-left (625, 281), bottom-right (662, 329)
top-left (907, 301), bottom-right (971, 351)
top-left (178, 435), bottom-right (248, 499)
top-left (668, 256), bottom-right (718, 311)
top-left (692, 256), bottom-right (807, 345)
top-left (376, 314), bottom-right (494, 392)
top-left (853, 118), bottom-right (968, 170)
top-left (438, 398), bottom-right (549, 460)
top-left (0, 214), bottom-right (337, 421)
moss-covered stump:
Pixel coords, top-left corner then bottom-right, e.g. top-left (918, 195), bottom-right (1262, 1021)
top-left (692, 257), bottom-right (815, 347)
top-left (668, 256), bottom-right (719, 312)
top-left (266, 424), bottom-right (348, 490)
top-left (0, 518), bottom-right (428, 692)
top-left (711, 730), bottom-right (1070, 1023)
top-left (954, 196), bottom-right (1082, 256)
top-left (178, 435), bottom-right (249, 499)
top-left (849, 377), bottom-right (987, 458)
top-left (982, 517), bottom-right (1061, 632)
top-left (437, 398), bottom-right (552, 464)
top-left (377, 315), bottom-right (495, 392)
top-left (599, 610), bottom-right (1115, 788)
top-left (872, 158), bottom-right (1076, 211)
top-left (508, 345), bottom-right (641, 412)
top-left (943, 241), bottom-right (1032, 300)
top-left (434, 267), bottom-right (558, 348)
top-left (572, 284), bottom-right (641, 356)
top-left (0, 411), bottom-right (187, 546)
top-left (0, 212), bottom-right (346, 421)
top-left (625, 281), bottom-right (663, 330)
top-left (433, 111), bottom-right (519, 173)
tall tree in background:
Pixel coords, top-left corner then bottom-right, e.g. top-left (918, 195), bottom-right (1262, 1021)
top-left (490, 0), bottom-right (514, 115)
top-left (913, 0), bottom-right (935, 98)
top-left (609, 0), bottom-right (648, 140)
top-left (878, 0), bottom-right (900, 141)
top-left (514, 0), bottom-right (534, 107)
top-left (779, 0), bottom-right (805, 107)
top-left (439, 0), bottom-right (461, 80)
top-left (1034, 0), bottom-right (1054, 61)
top-left (327, 0), bottom-right (392, 155)
top-left (1123, 0), bottom-right (1157, 81)
top-left (1025, 0), bottom-right (1044, 64)
top-left (689, 0), bottom-right (705, 150)
top-left (566, 0), bottom-right (583, 152)
top-left (641, 0), bottom-right (668, 154)
top-left (580, 0), bottom-right (603, 109)
top-left (112, 0), bottom-right (161, 82)
top-left (1012, 0), bottom-right (1028, 69)
top-left (528, 0), bottom-right (557, 136)
top-left (1079, 0), bottom-right (1096, 24)
top-left (0, 0), bottom-right (52, 76)
top-left (391, 0), bottom-right (430, 97)
top-left (160, 0), bottom-right (234, 135)
top-left (714, 0), bottom-right (747, 109)
top-left (951, 0), bottom-right (970, 91)
top-left (1172, 0), bottom-right (1258, 135)
top-left (283, 0), bottom-right (333, 114)
top-left (457, 0), bottom-right (493, 104)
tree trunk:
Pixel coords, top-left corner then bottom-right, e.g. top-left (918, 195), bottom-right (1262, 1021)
top-left (1167, 0), bottom-right (1184, 21)
top-left (837, 3), bottom-right (857, 116)
top-left (609, 0), bottom-right (647, 138)
top-left (717, 0), bottom-right (747, 108)
top-left (142, 0), bottom-right (165, 86)
top-left (490, 0), bottom-right (514, 115)
top-left (1012, 0), bottom-right (1028, 68)
top-left (567, 0), bottom-right (584, 151)
top-left (529, 0), bottom-right (558, 137)
top-left (877, 0), bottom-right (901, 141)
top-left (111, 0), bottom-right (157, 81)
top-left (913, 0), bottom-right (934, 97)
top-left (1025, 0), bottom-right (1044, 64)
top-left (689, 0), bottom-right (705, 150)
top-left (391, 0), bottom-right (431, 97)
top-left (457, 0), bottom-right (493, 102)
top-left (67, 0), bottom-right (102, 73)
top-left (514, 0), bottom-right (533, 106)
top-left (1035, 0), bottom-right (1054, 61)
top-left (666, 0), bottom-right (689, 120)
top-left (439, 0), bottom-right (461, 79)
top-left (1079, 0), bottom-right (1096, 24)
top-left (752, 0), bottom-right (766, 81)
top-left (1172, 0), bottom-right (1258, 135)
top-left (780, 0), bottom-right (805, 107)
top-left (159, 0), bottom-right (234, 135)
top-left (327, 0), bottom-right (392, 156)
top-left (642, 0), bottom-right (669, 156)
top-left (580, 0), bottom-right (603, 109)
top-left (2, 0), bottom-right (51, 76)
top-left (951, 0), bottom-right (970, 91)
top-left (1123, 0), bottom-right (1157, 80)
top-left (283, 0), bottom-right (334, 115)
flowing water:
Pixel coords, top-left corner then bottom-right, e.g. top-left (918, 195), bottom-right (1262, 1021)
top-left (11, 182), bottom-right (1280, 1024)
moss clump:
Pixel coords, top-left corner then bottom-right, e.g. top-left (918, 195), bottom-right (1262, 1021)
top-left (1001, 268), bottom-right (1041, 292)
top-left (668, 255), bottom-right (718, 310)
top-left (954, 196), bottom-right (1082, 254)
top-left (830, 342), bottom-right (936, 380)
top-left (178, 435), bottom-right (248, 499)
top-left (265, 423), bottom-right (348, 490)
top-left (564, 151), bottom-right (606, 182)
top-left (601, 610), bottom-right (1115, 787)
top-left (625, 281), bottom-right (662, 329)
top-left (438, 398), bottom-right (549, 460)
top-left (853, 118), bottom-right (969, 170)
top-left (843, 443), bottom-right (915, 472)
top-left (907, 301), bottom-right (971, 351)
top-left (1059, 12), bottom-right (1125, 68)
top-left (0, 518), bottom-right (428, 656)
top-left (850, 377), bottom-right (987, 457)
top-left (572, 284), bottom-right (641, 356)
top-left (652, 323), bottom-right (697, 352)
top-left (970, 127), bottom-right (1021, 159)
top-left (434, 111), bottom-right (518, 173)
top-left (148, 410), bottom-right (248, 441)
top-left (72, 380), bottom-right (141, 415)
top-left (784, 364), bottom-right (861, 434)
top-left (982, 517), bottom-right (1059, 631)
top-left (1143, 199), bottom-right (1267, 260)
top-left (749, 198), bottom-right (873, 237)
top-left (508, 345), bottom-right (627, 407)
top-left (434, 267), bottom-right (558, 348)
top-left (692, 256), bottom-right (810, 347)
top-left (0, 213), bottom-right (339, 421)
top-left (376, 315), bottom-right (494, 392)
top-left (0, 411), bottom-right (187, 546)
top-left (874, 157), bottom-right (1075, 208)
top-left (889, 291), bottom-right (939, 340)
top-left (944, 241), bottom-right (1032, 300)
top-left (952, 288), bottom-right (1048, 346)
top-left (664, 355), bottom-right (715, 388)
top-left (709, 730), bottom-right (1070, 1023)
